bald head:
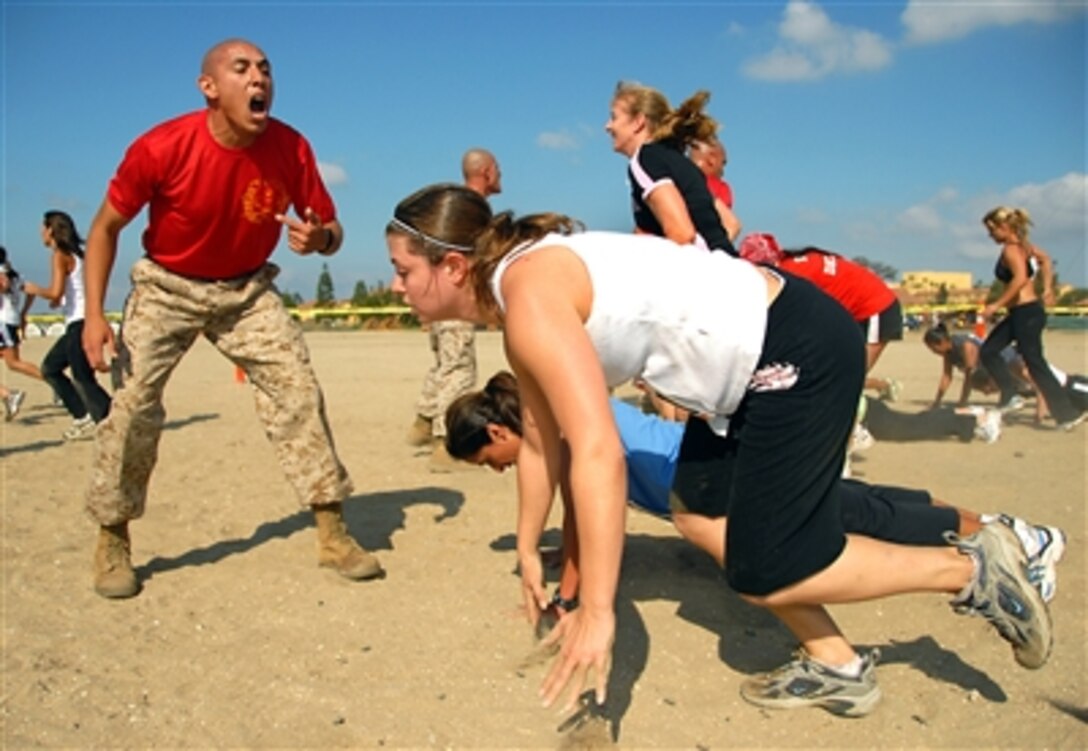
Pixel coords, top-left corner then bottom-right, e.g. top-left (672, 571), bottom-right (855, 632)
top-left (201, 38), bottom-right (265, 75)
top-left (689, 137), bottom-right (726, 179)
top-left (462, 148), bottom-right (502, 197)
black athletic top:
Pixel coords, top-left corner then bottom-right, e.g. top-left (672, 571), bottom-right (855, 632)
top-left (627, 141), bottom-right (736, 255)
top-left (994, 254), bottom-right (1037, 283)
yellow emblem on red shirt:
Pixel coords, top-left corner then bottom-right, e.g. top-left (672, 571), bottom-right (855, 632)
top-left (242, 178), bottom-right (290, 224)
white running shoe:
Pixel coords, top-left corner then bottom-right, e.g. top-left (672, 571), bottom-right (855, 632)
top-left (999, 515), bottom-right (1066, 603)
top-left (1058, 412), bottom-right (1087, 431)
top-left (850, 423), bottom-right (875, 453)
top-left (63, 415), bottom-right (96, 441)
top-left (973, 409), bottom-right (1002, 444)
top-left (8, 390), bottom-right (26, 420)
top-left (880, 379), bottom-right (903, 402)
top-left (998, 395), bottom-right (1026, 414)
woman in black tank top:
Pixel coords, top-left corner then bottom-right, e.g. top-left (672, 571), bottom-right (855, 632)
top-left (978, 206), bottom-right (1082, 428)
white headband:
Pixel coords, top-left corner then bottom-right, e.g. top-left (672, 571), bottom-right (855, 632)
top-left (389, 217), bottom-right (474, 253)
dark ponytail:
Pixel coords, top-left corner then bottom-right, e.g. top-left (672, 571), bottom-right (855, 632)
top-left (445, 371), bottom-right (523, 459)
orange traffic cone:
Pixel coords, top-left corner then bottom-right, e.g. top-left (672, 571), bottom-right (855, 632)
top-left (973, 305), bottom-right (987, 339)
top-left (234, 365), bottom-right (246, 384)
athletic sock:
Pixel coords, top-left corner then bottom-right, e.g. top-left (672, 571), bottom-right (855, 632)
top-left (813, 654), bottom-right (863, 678)
top-left (952, 550), bottom-right (981, 605)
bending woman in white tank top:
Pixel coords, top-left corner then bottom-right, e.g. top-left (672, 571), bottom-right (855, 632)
top-left (384, 184), bottom-right (1053, 719)
top-left (23, 211), bottom-right (111, 439)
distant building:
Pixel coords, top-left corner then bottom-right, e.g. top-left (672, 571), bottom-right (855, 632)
top-left (900, 271), bottom-right (973, 294)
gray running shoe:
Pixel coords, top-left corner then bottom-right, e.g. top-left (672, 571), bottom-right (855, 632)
top-left (740, 649), bottom-right (881, 718)
top-left (945, 524), bottom-right (1053, 669)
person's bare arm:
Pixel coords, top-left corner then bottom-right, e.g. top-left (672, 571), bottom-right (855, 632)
top-left (23, 252), bottom-right (68, 304)
top-left (82, 198), bottom-right (132, 371)
top-left (1030, 245), bottom-right (1055, 307)
top-left (645, 183), bottom-right (698, 245)
top-left (501, 248), bottom-right (625, 713)
top-left (713, 198), bottom-right (742, 242)
top-left (932, 356), bottom-right (954, 408)
top-left (956, 342), bottom-right (981, 406)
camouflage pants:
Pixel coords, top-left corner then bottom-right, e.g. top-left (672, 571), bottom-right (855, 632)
top-left (86, 259), bottom-right (352, 525)
top-left (415, 320), bottom-right (476, 437)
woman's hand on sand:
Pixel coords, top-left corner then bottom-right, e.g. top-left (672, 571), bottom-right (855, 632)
top-left (519, 550), bottom-right (547, 629)
top-left (538, 606), bottom-right (614, 714)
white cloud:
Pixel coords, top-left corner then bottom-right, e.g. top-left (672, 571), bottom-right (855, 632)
top-left (901, 0), bottom-right (1076, 45)
top-left (319, 162), bottom-right (348, 186)
top-left (895, 186), bottom-right (962, 233)
top-left (932, 186), bottom-right (959, 204)
top-left (905, 173), bottom-right (1087, 263)
top-left (744, 1), bottom-right (1083, 83)
top-left (1005, 171), bottom-right (1087, 232)
top-left (536, 129), bottom-right (580, 151)
top-left (743, 0), bottom-right (893, 82)
top-left (898, 203), bottom-right (945, 233)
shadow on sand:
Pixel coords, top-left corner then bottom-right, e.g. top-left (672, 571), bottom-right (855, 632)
top-left (138, 485), bottom-right (465, 583)
top-left (0, 411), bottom-right (220, 458)
top-left (499, 528), bottom-right (1012, 746)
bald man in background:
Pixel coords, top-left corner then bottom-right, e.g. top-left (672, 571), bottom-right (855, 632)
top-left (689, 136), bottom-right (732, 208)
top-left (406, 149), bottom-right (502, 471)
top-left (689, 136), bottom-right (741, 241)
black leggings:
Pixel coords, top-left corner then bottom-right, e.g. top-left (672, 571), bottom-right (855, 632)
top-left (864, 399), bottom-right (975, 442)
top-left (41, 319), bottom-right (111, 422)
top-left (980, 301), bottom-right (1077, 423)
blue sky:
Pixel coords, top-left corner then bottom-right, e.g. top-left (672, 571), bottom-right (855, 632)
top-left (2, 1), bottom-right (1085, 311)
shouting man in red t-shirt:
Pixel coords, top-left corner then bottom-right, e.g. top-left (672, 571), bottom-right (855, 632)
top-left (81, 38), bottom-right (383, 599)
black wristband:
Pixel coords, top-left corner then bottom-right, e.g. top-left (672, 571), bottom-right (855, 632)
top-left (320, 227), bottom-right (335, 253)
top-left (550, 589), bottom-right (579, 612)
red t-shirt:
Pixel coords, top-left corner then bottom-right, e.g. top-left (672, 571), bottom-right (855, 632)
top-left (108, 110), bottom-right (336, 279)
top-left (706, 175), bottom-right (734, 209)
top-left (779, 251), bottom-right (896, 320)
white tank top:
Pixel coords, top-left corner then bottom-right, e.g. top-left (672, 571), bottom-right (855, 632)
top-left (0, 265), bottom-right (22, 326)
top-left (0, 285), bottom-right (21, 326)
top-left (62, 254), bottom-right (85, 325)
top-left (489, 231), bottom-right (768, 436)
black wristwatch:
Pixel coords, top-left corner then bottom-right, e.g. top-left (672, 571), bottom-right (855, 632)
top-left (320, 227), bottom-right (335, 253)
top-left (550, 589), bottom-right (579, 612)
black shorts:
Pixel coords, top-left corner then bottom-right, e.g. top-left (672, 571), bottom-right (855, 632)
top-left (0, 323), bottom-right (21, 350)
top-left (837, 479), bottom-right (956, 546)
top-left (671, 274), bottom-right (865, 596)
top-left (859, 299), bottom-right (903, 344)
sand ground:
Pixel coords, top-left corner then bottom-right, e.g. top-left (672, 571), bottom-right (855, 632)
top-left (1, 328), bottom-right (1085, 749)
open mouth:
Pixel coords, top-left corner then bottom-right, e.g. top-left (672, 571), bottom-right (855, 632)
top-left (248, 95), bottom-right (268, 115)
